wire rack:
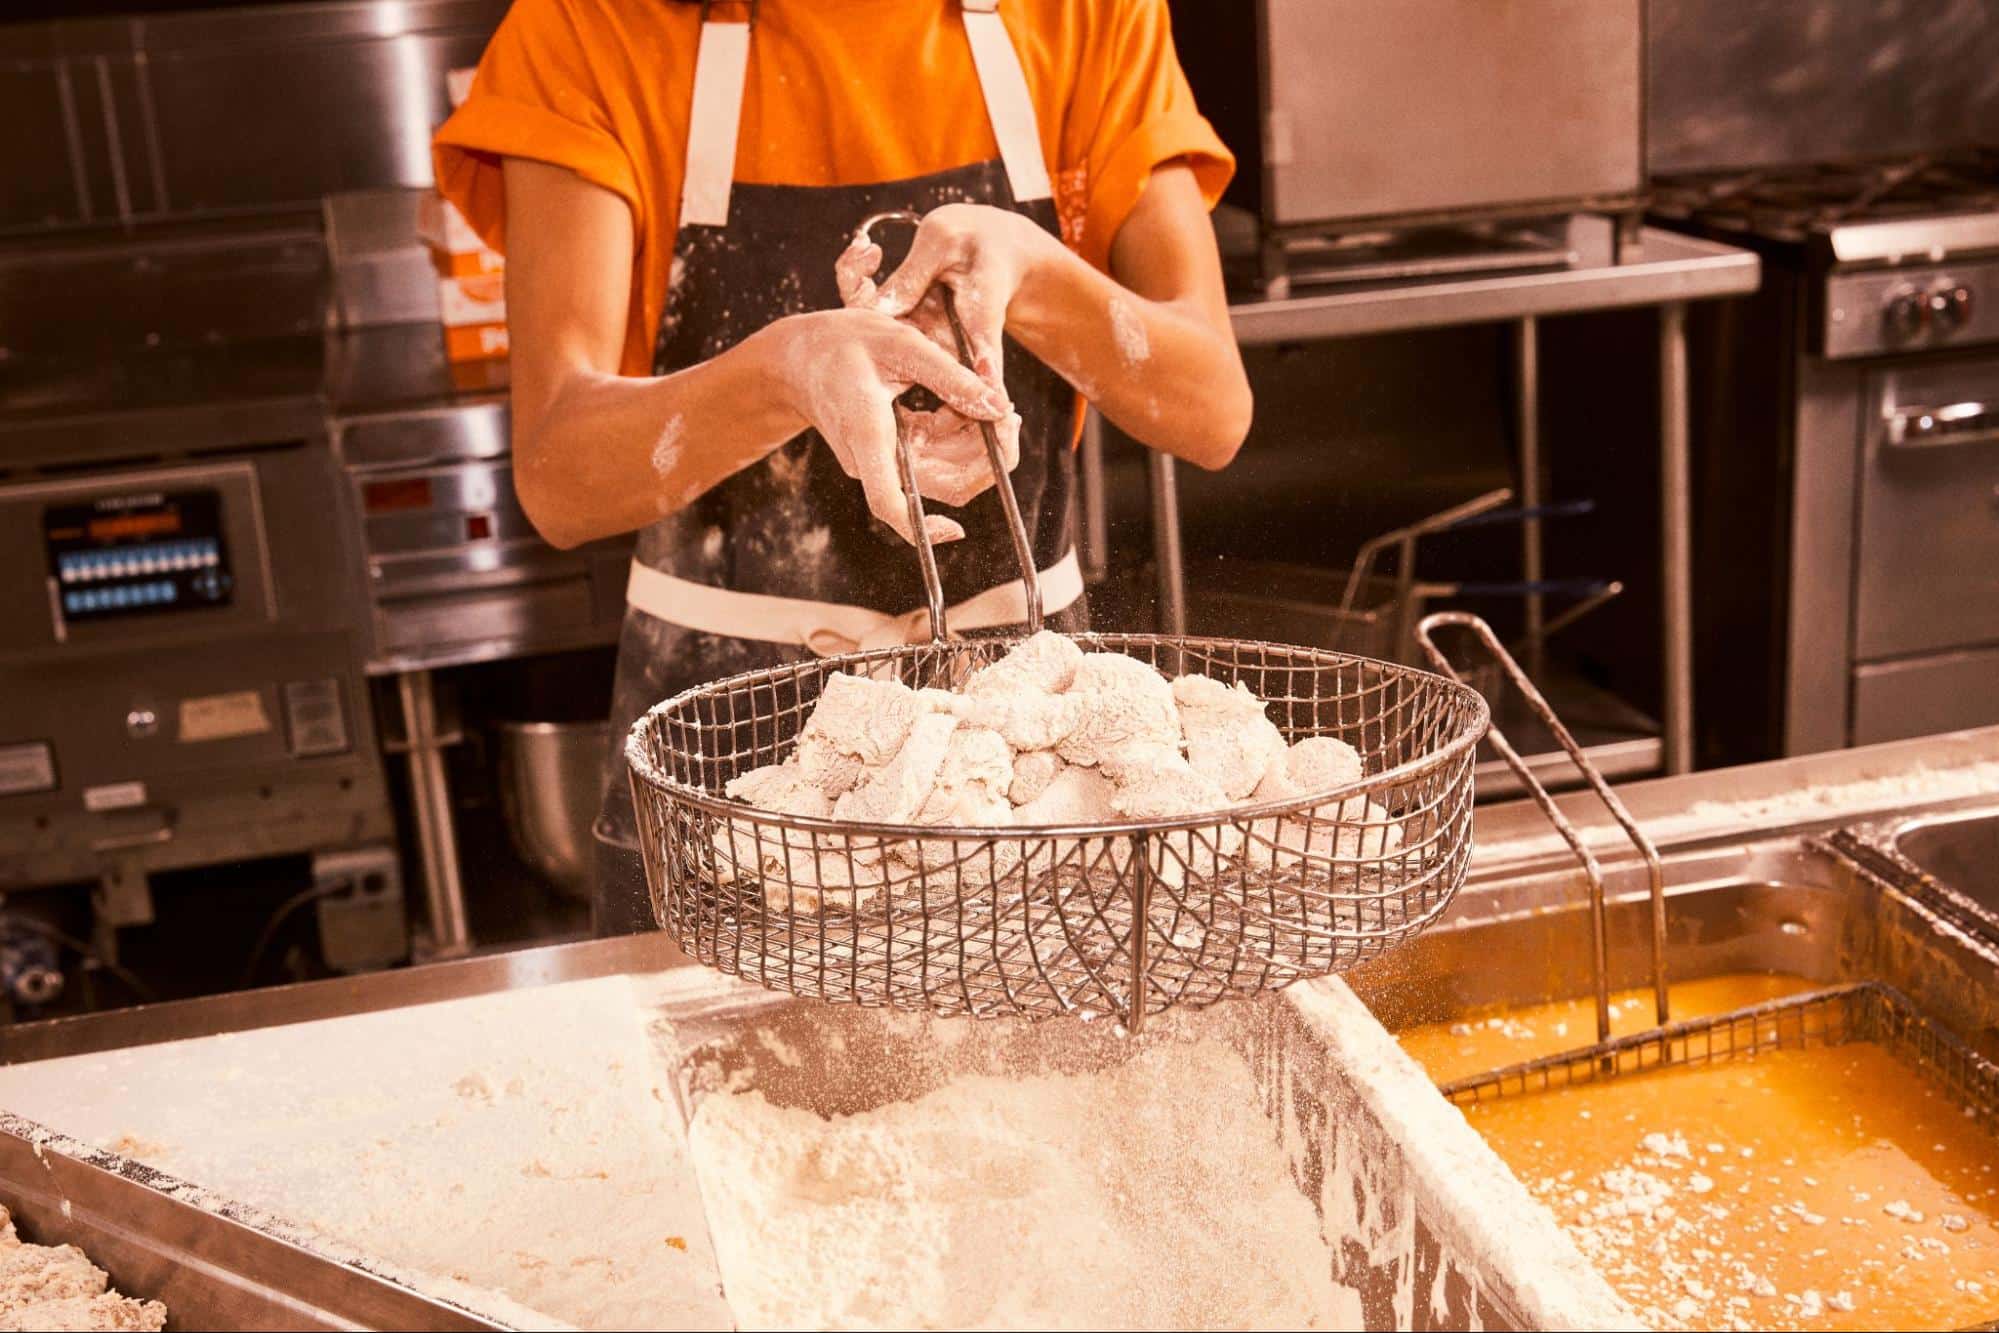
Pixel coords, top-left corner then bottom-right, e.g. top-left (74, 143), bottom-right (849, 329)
top-left (627, 632), bottom-right (1487, 1030)
top-left (1414, 612), bottom-right (1999, 1152)
top-left (1437, 982), bottom-right (1999, 1137)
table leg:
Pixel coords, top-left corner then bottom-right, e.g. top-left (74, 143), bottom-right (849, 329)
top-left (1515, 316), bottom-right (1545, 679)
top-left (396, 669), bottom-right (472, 958)
top-left (1147, 449), bottom-right (1187, 636)
top-left (1659, 302), bottom-right (1695, 775)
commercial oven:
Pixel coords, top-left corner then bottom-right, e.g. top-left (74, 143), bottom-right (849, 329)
top-left (1173, 0), bottom-right (1647, 291)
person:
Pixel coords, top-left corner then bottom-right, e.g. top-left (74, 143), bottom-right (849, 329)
top-left (433, 0), bottom-right (1252, 935)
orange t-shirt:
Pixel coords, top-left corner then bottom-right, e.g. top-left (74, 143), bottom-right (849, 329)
top-left (432, 0), bottom-right (1234, 378)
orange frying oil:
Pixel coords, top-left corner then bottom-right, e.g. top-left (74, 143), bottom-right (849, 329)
top-left (1396, 978), bottom-right (1999, 1331)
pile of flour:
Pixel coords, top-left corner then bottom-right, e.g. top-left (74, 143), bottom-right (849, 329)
top-left (686, 1036), bottom-right (1356, 1330)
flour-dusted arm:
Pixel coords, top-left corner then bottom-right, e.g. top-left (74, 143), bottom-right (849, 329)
top-left (857, 164), bottom-right (1252, 469)
top-left (500, 159), bottom-right (1013, 550)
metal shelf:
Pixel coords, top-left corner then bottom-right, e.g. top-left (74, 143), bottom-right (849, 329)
top-left (1228, 223), bottom-right (1759, 345)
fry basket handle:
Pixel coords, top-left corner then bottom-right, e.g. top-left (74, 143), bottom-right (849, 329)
top-left (1414, 611), bottom-right (1669, 1042)
top-left (855, 209), bottom-right (1043, 643)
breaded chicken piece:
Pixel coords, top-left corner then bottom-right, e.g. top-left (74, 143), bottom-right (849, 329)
top-left (1102, 742), bottom-right (1245, 885)
top-left (1253, 734), bottom-right (1366, 804)
top-left (1055, 653), bottom-right (1181, 768)
top-left (965, 629), bottom-right (1084, 696)
top-left (945, 686), bottom-right (1083, 753)
top-left (1242, 796), bottom-right (1404, 870)
top-left (831, 712), bottom-right (960, 825)
top-left (1171, 674), bottom-right (1289, 801)
top-left (1013, 763), bottom-right (1117, 826)
top-left (798, 673), bottom-right (920, 766)
top-left (1008, 750), bottom-right (1065, 805)
top-left (724, 762), bottom-right (833, 818)
top-left (709, 820), bottom-right (890, 914)
top-left (791, 733), bottom-right (866, 800)
top-left (1101, 742), bottom-right (1231, 820)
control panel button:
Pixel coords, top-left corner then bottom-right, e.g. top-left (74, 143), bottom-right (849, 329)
top-left (1927, 282), bottom-right (1973, 335)
top-left (1882, 288), bottom-right (1929, 344)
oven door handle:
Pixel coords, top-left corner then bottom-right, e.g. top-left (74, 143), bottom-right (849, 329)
top-left (1885, 400), bottom-right (1999, 448)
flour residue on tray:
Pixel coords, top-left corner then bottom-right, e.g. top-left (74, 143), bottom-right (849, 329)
top-left (1473, 758), bottom-right (1999, 866)
top-left (0, 975), bottom-right (727, 1332)
top-left (686, 1035), bottom-right (1356, 1331)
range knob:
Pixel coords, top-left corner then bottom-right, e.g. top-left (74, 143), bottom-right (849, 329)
top-left (1926, 282), bottom-right (1973, 335)
top-left (1882, 288), bottom-right (1929, 344)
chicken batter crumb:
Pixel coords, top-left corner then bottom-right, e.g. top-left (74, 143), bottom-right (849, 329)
top-left (0, 1206), bottom-right (164, 1333)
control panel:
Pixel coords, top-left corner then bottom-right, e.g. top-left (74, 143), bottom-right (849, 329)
top-left (1824, 258), bottom-right (1996, 360)
top-left (44, 489), bottom-right (235, 625)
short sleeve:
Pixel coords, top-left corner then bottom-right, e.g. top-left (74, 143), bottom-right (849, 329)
top-left (1061, 0), bottom-right (1235, 271)
top-left (431, 0), bottom-right (644, 255)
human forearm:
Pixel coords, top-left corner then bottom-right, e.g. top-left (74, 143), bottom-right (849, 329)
top-left (1008, 242), bottom-right (1251, 468)
top-left (867, 169), bottom-right (1252, 470)
top-left (511, 331), bottom-right (799, 550)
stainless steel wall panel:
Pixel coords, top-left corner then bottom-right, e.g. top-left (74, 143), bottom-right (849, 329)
top-left (0, 0), bottom-right (509, 233)
top-left (335, 404), bottom-right (510, 470)
top-left (0, 223), bottom-right (325, 362)
top-left (1260, 0), bottom-right (1643, 226)
top-left (1852, 647), bottom-right (1999, 747)
top-left (0, 62), bottom-right (89, 230)
top-left (1649, 0), bottom-right (1999, 174)
top-left (144, 30), bottom-right (484, 214)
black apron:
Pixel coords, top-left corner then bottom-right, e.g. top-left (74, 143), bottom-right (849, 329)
top-left (593, 5), bottom-right (1084, 934)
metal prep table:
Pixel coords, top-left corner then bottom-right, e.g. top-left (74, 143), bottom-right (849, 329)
top-left (1113, 221), bottom-right (1761, 778)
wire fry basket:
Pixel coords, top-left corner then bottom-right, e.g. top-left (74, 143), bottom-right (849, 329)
top-left (623, 208), bottom-right (1486, 1031)
top-left (1437, 981), bottom-right (1999, 1129)
top-left (627, 633), bottom-right (1487, 1030)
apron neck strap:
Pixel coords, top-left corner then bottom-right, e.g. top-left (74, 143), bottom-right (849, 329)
top-left (959, 0), bottom-right (1053, 205)
top-left (678, 0), bottom-right (1052, 230)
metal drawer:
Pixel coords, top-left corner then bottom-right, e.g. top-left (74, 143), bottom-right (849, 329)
top-left (1852, 646), bottom-right (1999, 747)
top-left (1855, 366), bottom-right (1999, 659)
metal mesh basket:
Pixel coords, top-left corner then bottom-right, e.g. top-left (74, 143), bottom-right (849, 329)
top-left (1438, 982), bottom-right (1999, 1138)
top-left (627, 632), bottom-right (1488, 1030)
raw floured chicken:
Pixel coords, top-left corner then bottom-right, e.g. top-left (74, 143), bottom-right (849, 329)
top-left (724, 762), bottom-right (832, 818)
top-left (709, 632), bottom-right (1404, 911)
top-left (1172, 674), bottom-right (1288, 800)
top-left (1012, 763), bottom-right (1117, 826)
top-left (1255, 735), bottom-right (1366, 803)
top-left (798, 672), bottom-right (919, 766)
top-left (1243, 796), bottom-right (1404, 871)
top-left (944, 687), bottom-right (1083, 753)
top-left (1008, 750), bottom-right (1064, 805)
top-left (964, 629), bottom-right (1083, 695)
top-left (1056, 653), bottom-right (1181, 768)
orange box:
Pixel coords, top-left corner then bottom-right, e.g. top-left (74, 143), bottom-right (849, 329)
top-left (444, 323), bottom-right (510, 362)
top-left (430, 245), bottom-right (504, 278)
top-left (438, 272), bottom-right (504, 323)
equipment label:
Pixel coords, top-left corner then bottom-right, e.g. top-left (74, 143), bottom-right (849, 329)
top-left (83, 780), bottom-right (147, 812)
top-left (179, 689), bottom-right (272, 743)
top-left (0, 742), bottom-right (56, 796)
